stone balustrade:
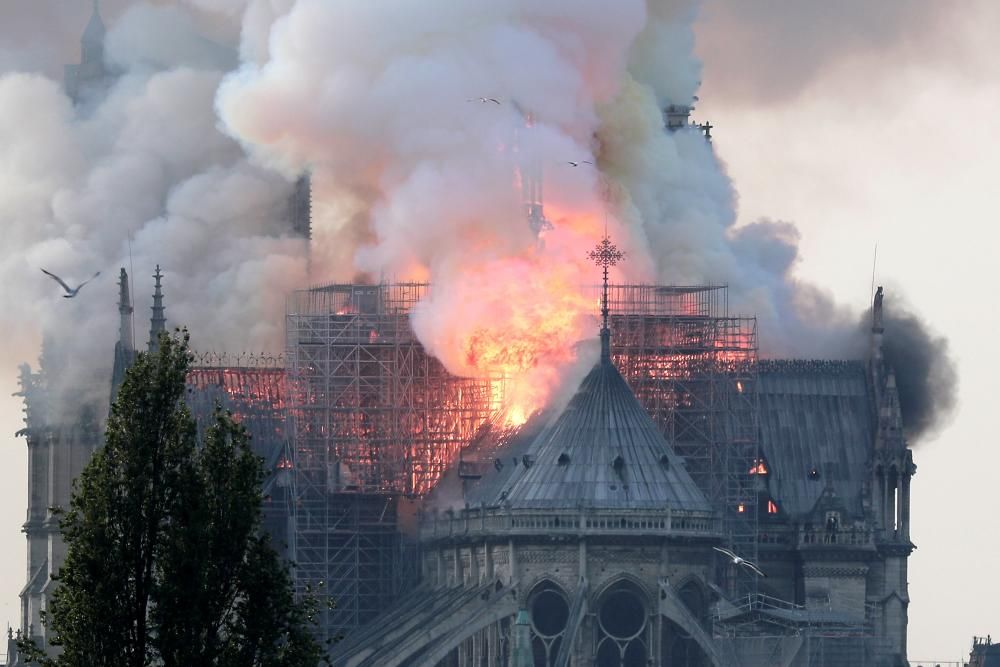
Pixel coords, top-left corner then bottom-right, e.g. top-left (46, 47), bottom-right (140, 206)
top-left (798, 526), bottom-right (873, 547)
top-left (419, 506), bottom-right (721, 542)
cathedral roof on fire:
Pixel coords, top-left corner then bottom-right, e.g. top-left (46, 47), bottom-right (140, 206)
top-left (475, 352), bottom-right (711, 512)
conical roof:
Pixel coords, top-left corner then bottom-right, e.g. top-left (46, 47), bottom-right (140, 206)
top-left (490, 353), bottom-right (711, 512)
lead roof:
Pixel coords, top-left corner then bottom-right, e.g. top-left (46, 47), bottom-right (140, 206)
top-left (757, 360), bottom-right (874, 519)
top-left (474, 353), bottom-right (711, 512)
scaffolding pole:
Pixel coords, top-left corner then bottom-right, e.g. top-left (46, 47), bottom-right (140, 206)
top-left (591, 284), bottom-right (760, 591)
top-left (286, 284), bottom-right (494, 638)
top-left (287, 282), bottom-right (761, 640)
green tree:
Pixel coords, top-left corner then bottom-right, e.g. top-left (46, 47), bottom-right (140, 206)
top-left (20, 331), bottom-right (326, 666)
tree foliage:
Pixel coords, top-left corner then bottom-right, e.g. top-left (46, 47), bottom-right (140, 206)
top-left (20, 331), bottom-right (325, 666)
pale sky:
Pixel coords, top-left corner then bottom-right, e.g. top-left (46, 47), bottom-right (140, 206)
top-left (695, 1), bottom-right (1000, 661)
top-left (0, 2), bottom-right (996, 662)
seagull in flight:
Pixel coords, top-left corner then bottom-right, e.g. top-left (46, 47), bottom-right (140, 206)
top-left (713, 546), bottom-right (766, 577)
top-left (41, 268), bottom-right (100, 298)
top-left (468, 97), bottom-right (501, 105)
top-left (567, 160), bottom-right (594, 167)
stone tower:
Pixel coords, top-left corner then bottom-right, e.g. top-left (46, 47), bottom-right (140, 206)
top-left (64, 1), bottom-right (111, 106)
top-left (11, 269), bottom-right (134, 660)
top-left (868, 286), bottom-right (916, 664)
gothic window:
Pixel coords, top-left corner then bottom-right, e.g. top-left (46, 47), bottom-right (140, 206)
top-left (528, 581), bottom-right (569, 667)
top-left (595, 584), bottom-right (648, 667)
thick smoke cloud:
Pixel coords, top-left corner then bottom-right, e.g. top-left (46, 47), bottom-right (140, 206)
top-left (207, 0), bottom-right (956, 438)
top-left (876, 298), bottom-right (958, 442)
top-left (0, 0), bottom-right (958, 440)
top-left (0, 2), bottom-right (306, 416)
top-left (216, 0), bottom-right (648, 415)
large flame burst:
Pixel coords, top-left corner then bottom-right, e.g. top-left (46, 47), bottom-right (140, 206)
top-left (411, 251), bottom-right (597, 426)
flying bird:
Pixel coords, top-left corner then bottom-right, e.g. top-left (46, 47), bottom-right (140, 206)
top-left (468, 97), bottom-right (501, 105)
top-left (713, 546), bottom-right (766, 577)
top-left (41, 269), bottom-right (101, 298)
top-left (567, 160), bottom-right (594, 167)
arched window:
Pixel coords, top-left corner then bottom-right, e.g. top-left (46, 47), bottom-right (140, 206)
top-left (528, 581), bottom-right (569, 667)
top-left (595, 583), bottom-right (648, 667)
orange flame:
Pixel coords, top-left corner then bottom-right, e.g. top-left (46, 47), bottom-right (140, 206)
top-left (413, 253), bottom-right (597, 427)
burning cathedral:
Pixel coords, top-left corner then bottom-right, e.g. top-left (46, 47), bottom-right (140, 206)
top-left (8, 5), bottom-right (918, 667)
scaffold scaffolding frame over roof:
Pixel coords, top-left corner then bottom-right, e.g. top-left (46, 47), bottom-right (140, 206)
top-left (285, 282), bottom-right (760, 638)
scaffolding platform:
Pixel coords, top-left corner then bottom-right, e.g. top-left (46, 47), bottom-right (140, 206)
top-left (286, 282), bottom-right (760, 638)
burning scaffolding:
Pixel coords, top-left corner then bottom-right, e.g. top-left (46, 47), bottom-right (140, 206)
top-left (285, 283), bottom-right (496, 633)
top-left (601, 284), bottom-right (761, 569)
top-left (285, 281), bottom-right (760, 638)
top-left (185, 357), bottom-right (294, 557)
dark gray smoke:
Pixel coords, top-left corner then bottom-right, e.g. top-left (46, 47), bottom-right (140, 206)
top-left (868, 294), bottom-right (958, 443)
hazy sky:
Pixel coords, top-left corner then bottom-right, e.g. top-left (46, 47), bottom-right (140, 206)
top-left (695, 1), bottom-right (1000, 661)
top-left (0, 1), bottom-right (996, 661)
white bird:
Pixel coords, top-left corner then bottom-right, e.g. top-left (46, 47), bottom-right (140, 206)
top-left (567, 160), bottom-right (594, 167)
top-left (41, 268), bottom-right (100, 298)
top-left (713, 546), bottom-right (766, 577)
top-left (468, 97), bottom-right (501, 105)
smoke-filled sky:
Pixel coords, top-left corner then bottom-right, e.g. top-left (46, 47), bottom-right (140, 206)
top-left (0, 0), bottom-right (994, 659)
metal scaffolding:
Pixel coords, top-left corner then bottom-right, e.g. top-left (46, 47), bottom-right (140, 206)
top-left (285, 283), bottom-right (494, 636)
top-left (600, 284), bottom-right (760, 579)
top-left (286, 282), bottom-right (760, 638)
top-left (322, 494), bottom-right (419, 631)
top-left (186, 361), bottom-right (294, 558)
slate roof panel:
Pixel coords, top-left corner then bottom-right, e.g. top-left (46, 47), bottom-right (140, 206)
top-left (757, 360), bottom-right (873, 519)
top-left (481, 355), bottom-right (711, 512)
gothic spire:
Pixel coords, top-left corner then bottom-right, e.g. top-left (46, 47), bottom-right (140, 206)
top-left (587, 234), bottom-right (624, 363)
top-left (81, 0), bottom-right (106, 65)
top-left (111, 267), bottom-right (135, 402)
top-left (148, 265), bottom-right (166, 353)
top-left (118, 267), bottom-right (134, 353)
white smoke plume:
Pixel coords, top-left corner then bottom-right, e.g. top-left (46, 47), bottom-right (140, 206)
top-left (0, 2), bottom-right (306, 416)
top-left (212, 0), bottom-right (954, 437)
top-left (0, 0), bottom-right (955, 438)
